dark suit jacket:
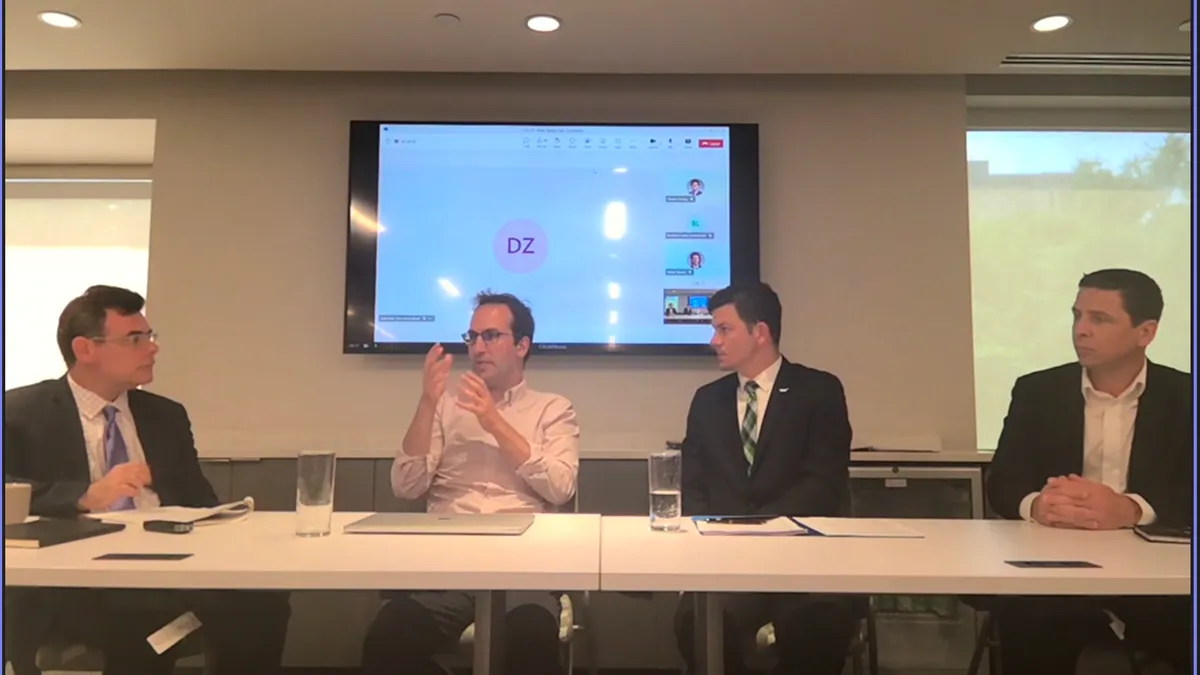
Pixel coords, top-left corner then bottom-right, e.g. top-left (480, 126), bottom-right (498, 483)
top-left (3, 377), bottom-right (221, 667)
top-left (680, 359), bottom-right (852, 517)
top-left (4, 377), bottom-right (218, 517)
top-left (986, 361), bottom-right (1193, 527)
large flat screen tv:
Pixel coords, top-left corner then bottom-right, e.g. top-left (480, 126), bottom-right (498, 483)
top-left (343, 121), bottom-right (760, 355)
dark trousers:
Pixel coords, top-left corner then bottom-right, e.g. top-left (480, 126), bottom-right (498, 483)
top-left (361, 590), bottom-right (562, 675)
top-left (992, 595), bottom-right (1191, 675)
top-left (5, 587), bottom-right (291, 675)
top-left (675, 592), bottom-right (860, 675)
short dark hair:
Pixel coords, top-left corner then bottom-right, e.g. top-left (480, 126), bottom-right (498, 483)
top-left (1078, 269), bottom-right (1163, 326)
top-left (474, 291), bottom-right (535, 361)
top-left (708, 282), bottom-right (782, 345)
top-left (57, 285), bottom-right (146, 367)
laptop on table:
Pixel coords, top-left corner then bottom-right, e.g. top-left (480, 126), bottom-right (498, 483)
top-left (343, 513), bottom-right (535, 536)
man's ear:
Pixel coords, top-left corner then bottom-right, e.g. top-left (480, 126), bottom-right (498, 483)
top-left (1136, 319), bottom-right (1159, 349)
top-left (70, 335), bottom-right (95, 365)
top-left (516, 336), bottom-right (531, 358)
top-left (752, 321), bottom-right (770, 346)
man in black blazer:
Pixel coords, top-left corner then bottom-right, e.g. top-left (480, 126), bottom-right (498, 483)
top-left (3, 285), bottom-right (291, 675)
top-left (673, 282), bottom-right (861, 675)
top-left (986, 269), bottom-right (1191, 675)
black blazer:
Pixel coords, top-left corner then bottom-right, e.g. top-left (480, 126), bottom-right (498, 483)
top-left (680, 359), bottom-right (852, 517)
top-left (986, 361), bottom-right (1193, 527)
top-left (3, 377), bottom-right (218, 517)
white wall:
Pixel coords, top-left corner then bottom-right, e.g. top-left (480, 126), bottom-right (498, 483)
top-left (4, 72), bottom-right (975, 458)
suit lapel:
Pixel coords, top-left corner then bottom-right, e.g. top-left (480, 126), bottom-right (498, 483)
top-left (751, 361), bottom-right (793, 475)
top-left (127, 392), bottom-right (165, 477)
top-left (1126, 363), bottom-right (1165, 493)
top-left (1060, 367), bottom-right (1089, 473)
top-left (51, 378), bottom-right (92, 480)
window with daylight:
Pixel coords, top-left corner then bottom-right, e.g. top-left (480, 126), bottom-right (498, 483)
top-left (967, 130), bottom-right (1192, 449)
top-left (4, 187), bottom-right (152, 391)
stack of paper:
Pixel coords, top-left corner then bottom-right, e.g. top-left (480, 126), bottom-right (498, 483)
top-left (693, 516), bottom-right (809, 536)
top-left (796, 517), bottom-right (924, 538)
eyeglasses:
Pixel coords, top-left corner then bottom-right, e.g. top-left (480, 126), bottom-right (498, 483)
top-left (462, 330), bottom-right (511, 346)
top-left (92, 332), bottom-right (159, 348)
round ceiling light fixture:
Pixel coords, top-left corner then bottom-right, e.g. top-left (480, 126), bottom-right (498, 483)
top-left (1031, 15), bottom-right (1072, 33)
top-left (526, 14), bottom-right (561, 33)
top-left (38, 11), bottom-right (82, 28)
top-left (1179, 20), bottom-right (1191, 32)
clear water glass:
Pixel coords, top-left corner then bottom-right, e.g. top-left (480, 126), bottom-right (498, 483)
top-left (648, 449), bottom-right (682, 531)
top-left (296, 451), bottom-right (336, 537)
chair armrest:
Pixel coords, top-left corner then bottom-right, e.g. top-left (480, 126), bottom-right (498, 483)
top-left (456, 593), bottom-right (574, 646)
top-left (36, 643), bottom-right (100, 671)
top-left (559, 592), bottom-right (575, 643)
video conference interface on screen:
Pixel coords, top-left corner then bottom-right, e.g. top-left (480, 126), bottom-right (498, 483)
top-left (371, 124), bottom-right (735, 346)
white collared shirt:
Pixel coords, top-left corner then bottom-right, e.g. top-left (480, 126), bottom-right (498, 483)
top-left (66, 375), bottom-right (161, 510)
top-left (392, 379), bottom-right (580, 514)
top-left (736, 357), bottom-right (783, 441)
top-left (1018, 360), bottom-right (1154, 525)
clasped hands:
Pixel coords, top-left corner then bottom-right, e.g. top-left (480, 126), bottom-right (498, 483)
top-left (421, 345), bottom-right (502, 432)
top-left (1031, 474), bottom-right (1142, 530)
top-left (454, 371), bottom-right (502, 431)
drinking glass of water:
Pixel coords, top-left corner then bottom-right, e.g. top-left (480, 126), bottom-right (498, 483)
top-left (648, 449), bottom-right (682, 531)
top-left (296, 451), bottom-right (336, 537)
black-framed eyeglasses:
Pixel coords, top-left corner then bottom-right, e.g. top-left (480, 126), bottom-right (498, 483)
top-left (462, 330), bottom-right (511, 346)
top-left (92, 332), bottom-right (159, 348)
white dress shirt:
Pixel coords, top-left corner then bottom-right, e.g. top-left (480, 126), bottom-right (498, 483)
top-left (66, 375), bottom-right (161, 510)
top-left (392, 380), bottom-right (580, 514)
top-left (736, 357), bottom-right (783, 441)
top-left (1018, 360), bottom-right (1154, 525)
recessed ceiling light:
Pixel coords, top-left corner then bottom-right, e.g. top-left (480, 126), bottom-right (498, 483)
top-left (526, 15), bottom-right (561, 33)
top-left (38, 11), bottom-right (82, 29)
top-left (1179, 20), bottom-right (1191, 32)
top-left (1031, 15), bottom-right (1072, 33)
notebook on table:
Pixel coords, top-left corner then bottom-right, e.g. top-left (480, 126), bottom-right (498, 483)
top-left (5, 518), bottom-right (126, 549)
top-left (87, 497), bottom-right (256, 527)
top-left (1134, 523), bottom-right (1191, 544)
top-left (692, 515), bottom-right (810, 536)
top-left (692, 515), bottom-right (925, 538)
top-left (344, 513), bottom-right (534, 535)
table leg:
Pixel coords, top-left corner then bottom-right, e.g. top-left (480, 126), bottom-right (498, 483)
top-left (693, 592), bottom-right (724, 675)
top-left (474, 590), bottom-right (507, 675)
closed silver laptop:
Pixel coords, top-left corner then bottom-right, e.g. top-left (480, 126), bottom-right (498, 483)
top-left (343, 512), bottom-right (535, 536)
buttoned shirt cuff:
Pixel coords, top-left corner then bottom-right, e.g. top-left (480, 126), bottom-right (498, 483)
top-left (1125, 493), bottom-right (1157, 526)
top-left (1018, 492), bottom-right (1040, 522)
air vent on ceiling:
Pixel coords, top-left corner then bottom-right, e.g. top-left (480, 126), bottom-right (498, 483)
top-left (1001, 53), bottom-right (1192, 74)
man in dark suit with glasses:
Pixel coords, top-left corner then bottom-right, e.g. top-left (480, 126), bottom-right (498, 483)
top-left (4, 285), bottom-right (291, 675)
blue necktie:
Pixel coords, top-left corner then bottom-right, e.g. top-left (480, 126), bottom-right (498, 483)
top-left (103, 405), bottom-right (135, 511)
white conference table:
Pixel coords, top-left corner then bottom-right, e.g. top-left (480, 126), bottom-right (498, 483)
top-left (599, 516), bottom-right (1192, 675)
top-left (9, 513), bottom-right (1191, 675)
top-left (5, 512), bottom-right (602, 675)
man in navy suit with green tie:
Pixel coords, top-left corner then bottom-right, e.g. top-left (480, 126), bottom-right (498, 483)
top-left (673, 282), bottom-right (863, 675)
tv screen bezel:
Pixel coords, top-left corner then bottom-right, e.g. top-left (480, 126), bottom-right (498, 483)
top-left (343, 120), bottom-right (761, 356)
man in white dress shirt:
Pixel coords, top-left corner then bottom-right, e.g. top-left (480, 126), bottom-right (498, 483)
top-left (361, 291), bottom-right (579, 675)
top-left (986, 269), bottom-right (1191, 675)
